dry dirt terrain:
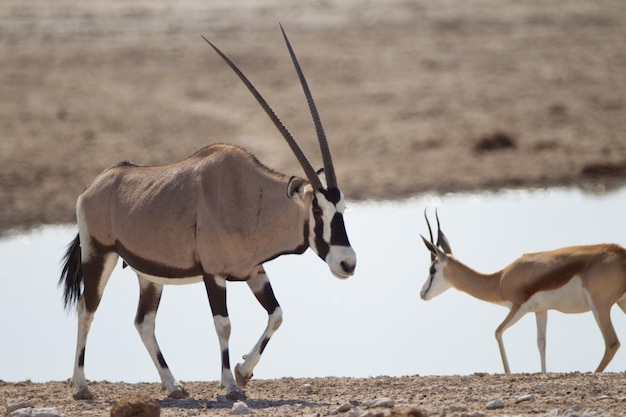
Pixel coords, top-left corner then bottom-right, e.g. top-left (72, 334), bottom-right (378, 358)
top-left (3, 373), bottom-right (626, 417)
top-left (1, 0), bottom-right (626, 416)
top-left (1, 0), bottom-right (626, 235)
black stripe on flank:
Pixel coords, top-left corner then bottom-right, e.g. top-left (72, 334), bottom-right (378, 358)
top-left (115, 240), bottom-right (203, 279)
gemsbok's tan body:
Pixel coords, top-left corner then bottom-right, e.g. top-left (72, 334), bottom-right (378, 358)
top-left (59, 26), bottom-right (356, 401)
top-left (420, 211), bottom-right (626, 373)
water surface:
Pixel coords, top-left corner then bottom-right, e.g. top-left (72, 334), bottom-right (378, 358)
top-left (1, 186), bottom-right (625, 383)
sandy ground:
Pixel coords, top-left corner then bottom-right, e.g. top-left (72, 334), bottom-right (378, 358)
top-left (2, 0), bottom-right (626, 416)
top-left (3, 373), bottom-right (626, 416)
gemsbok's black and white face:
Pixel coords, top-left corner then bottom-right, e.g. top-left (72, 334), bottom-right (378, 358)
top-left (308, 187), bottom-right (356, 279)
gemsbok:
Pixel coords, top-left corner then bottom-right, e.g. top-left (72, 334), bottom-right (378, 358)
top-left (420, 210), bottom-right (626, 373)
top-left (58, 26), bottom-right (356, 401)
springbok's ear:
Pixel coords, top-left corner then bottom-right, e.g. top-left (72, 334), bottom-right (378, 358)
top-left (287, 176), bottom-right (307, 199)
top-left (420, 235), bottom-right (448, 262)
top-left (437, 230), bottom-right (453, 255)
top-left (435, 209), bottom-right (453, 254)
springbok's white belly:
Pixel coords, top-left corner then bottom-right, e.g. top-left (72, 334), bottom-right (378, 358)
top-left (526, 276), bottom-right (590, 314)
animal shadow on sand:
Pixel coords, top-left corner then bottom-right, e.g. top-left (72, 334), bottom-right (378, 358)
top-left (159, 396), bottom-right (328, 411)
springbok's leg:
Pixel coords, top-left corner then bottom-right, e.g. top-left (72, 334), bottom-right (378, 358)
top-left (134, 276), bottom-right (188, 399)
top-left (535, 311), bottom-right (548, 372)
top-left (71, 251), bottom-right (118, 400)
top-left (590, 303), bottom-right (620, 372)
top-left (495, 304), bottom-right (527, 374)
top-left (203, 274), bottom-right (245, 400)
top-left (235, 268), bottom-right (283, 387)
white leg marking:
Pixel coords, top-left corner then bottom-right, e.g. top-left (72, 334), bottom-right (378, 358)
top-left (213, 314), bottom-right (238, 392)
top-left (237, 306), bottom-right (283, 383)
top-left (71, 252), bottom-right (118, 399)
top-left (134, 277), bottom-right (186, 397)
top-left (71, 297), bottom-right (94, 399)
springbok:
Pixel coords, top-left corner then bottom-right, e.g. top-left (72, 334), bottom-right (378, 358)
top-left (58, 26), bottom-right (356, 401)
top-left (420, 210), bottom-right (626, 373)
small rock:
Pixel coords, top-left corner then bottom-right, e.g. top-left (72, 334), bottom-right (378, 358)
top-left (516, 394), bottom-right (533, 403)
top-left (232, 401), bottom-right (251, 415)
top-left (337, 403), bottom-right (353, 412)
top-left (467, 412), bottom-right (485, 417)
top-left (7, 400), bottom-right (34, 414)
top-left (8, 408), bottom-right (67, 417)
top-left (597, 395), bottom-right (610, 401)
top-left (301, 383), bottom-right (312, 391)
top-left (110, 395), bottom-right (160, 417)
top-left (364, 397), bottom-right (394, 408)
top-left (485, 399), bottom-right (505, 410)
top-left (449, 404), bottom-right (468, 412)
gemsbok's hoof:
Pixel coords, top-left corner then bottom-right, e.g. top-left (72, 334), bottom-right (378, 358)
top-left (72, 387), bottom-right (94, 400)
top-left (226, 387), bottom-right (247, 402)
top-left (168, 386), bottom-right (189, 399)
top-left (234, 363), bottom-right (253, 387)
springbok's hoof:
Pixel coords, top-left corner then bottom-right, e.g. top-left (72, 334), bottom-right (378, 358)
top-left (73, 387), bottom-right (94, 400)
top-left (234, 363), bottom-right (253, 387)
top-left (168, 386), bottom-right (189, 399)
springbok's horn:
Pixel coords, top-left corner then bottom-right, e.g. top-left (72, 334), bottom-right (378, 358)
top-left (424, 208), bottom-right (435, 262)
top-left (201, 35), bottom-right (324, 190)
top-left (435, 208), bottom-right (453, 254)
top-left (279, 24), bottom-right (337, 190)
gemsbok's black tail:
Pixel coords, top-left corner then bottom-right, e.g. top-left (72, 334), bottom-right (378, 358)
top-left (59, 233), bottom-right (83, 311)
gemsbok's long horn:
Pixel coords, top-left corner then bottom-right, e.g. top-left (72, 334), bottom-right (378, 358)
top-left (279, 24), bottom-right (337, 189)
top-left (201, 35), bottom-right (324, 190)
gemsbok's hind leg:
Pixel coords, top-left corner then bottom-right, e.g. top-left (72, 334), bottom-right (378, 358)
top-left (203, 273), bottom-right (245, 400)
top-left (235, 268), bottom-right (283, 387)
top-left (135, 276), bottom-right (188, 399)
top-left (71, 252), bottom-right (118, 399)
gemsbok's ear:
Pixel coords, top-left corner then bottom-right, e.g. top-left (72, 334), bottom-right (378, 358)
top-left (287, 176), bottom-right (307, 199)
top-left (420, 235), bottom-right (448, 262)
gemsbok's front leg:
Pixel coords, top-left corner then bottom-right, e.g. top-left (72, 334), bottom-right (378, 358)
top-left (235, 268), bottom-right (283, 387)
top-left (135, 276), bottom-right (188, 399)
top-left (203, 274), bottom-right (245, 400)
